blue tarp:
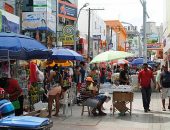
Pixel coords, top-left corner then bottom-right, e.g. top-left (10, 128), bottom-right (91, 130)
top-left (0, 116), bottom-right (51, 128)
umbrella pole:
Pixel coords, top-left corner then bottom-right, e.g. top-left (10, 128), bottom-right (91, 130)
top-left (7, 50), bottom-right (11, 78)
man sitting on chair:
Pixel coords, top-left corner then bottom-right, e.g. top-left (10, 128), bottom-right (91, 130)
top-left (80, 77), bottom-right (107, 116)
top-left (0, 88), bottom-right (15, 118)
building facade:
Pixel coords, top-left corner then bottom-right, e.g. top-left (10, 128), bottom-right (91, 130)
top-left (78, 9), bottom-right (106, 58)
top-left (105, 20), bottom-right (127, 51)
top-left (163, 0), bottom-right (170, 66)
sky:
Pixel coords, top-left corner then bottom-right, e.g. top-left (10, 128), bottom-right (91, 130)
top-left (78, 0), bottom-right (164, 29)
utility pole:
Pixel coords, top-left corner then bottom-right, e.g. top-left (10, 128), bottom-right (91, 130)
top-left (16, 0), bottom-right (23, 34)
top-left (87, 8), bottom-right (104, 57)
top-left (74, 3), bottom-right (89, 52)
top-left (140, 0), bottom-right (149, 63)
top-left (56, 0), bottom-right (58, 47)
top-left (87, 8), bottom-right (91, 57)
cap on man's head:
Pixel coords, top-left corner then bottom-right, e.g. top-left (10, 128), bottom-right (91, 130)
top-left (0, 88), bottom-right (5, 95)
top-left (85, 77), bottom-right (94, 82)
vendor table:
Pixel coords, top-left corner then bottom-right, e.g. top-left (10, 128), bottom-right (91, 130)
top-left (112, 92), bottom-right (133, 115)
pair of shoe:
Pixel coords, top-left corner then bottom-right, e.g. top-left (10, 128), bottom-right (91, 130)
top-left (162, 108), bottom-right (166, 111)
top-left (98, 112), bottom-right (107, 116)
top-left (144, 108), bottom-right (150, 113)
top-left (168, 106), bottom-right (170, 109)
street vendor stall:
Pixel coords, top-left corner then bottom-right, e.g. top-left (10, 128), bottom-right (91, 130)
top-left (112, 86), bottom-right (133, 115)
top-left (99, 83), bottom-right (134, 115)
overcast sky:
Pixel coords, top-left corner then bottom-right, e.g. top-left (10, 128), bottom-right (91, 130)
top-left (78, 0), bottom-right (163, 29)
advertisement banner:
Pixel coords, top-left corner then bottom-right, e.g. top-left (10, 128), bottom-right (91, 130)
top-left (22, 12), bottom-right (47, 30)
top-left (0, 9), bottom-right (19, 33)
top-left (58, 25), bottom-right (75, 45)
top-left (33, 0), bottom-right (47, 12)
top-left (58, 1), bottom-right (77, 21)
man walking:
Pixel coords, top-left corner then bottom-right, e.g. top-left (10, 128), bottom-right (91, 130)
top-left (138, 63), bottom-right (156, 112)
top-left (159, 65), bottom-right (170, 111)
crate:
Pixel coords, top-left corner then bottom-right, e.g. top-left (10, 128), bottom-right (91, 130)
top-left (113, 92), bottom-right (133, 102)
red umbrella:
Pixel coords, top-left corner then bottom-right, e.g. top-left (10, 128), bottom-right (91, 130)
top-left (110, 59), bottom-right (129, 65)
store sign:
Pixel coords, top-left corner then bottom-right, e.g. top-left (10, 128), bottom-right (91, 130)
top-left (22, 12), bottom-right (47, 30)
top-left (0, 1), bottom-right (15, 14)
top-left (93, 35), bottom-right (101, 40)
top-left (4, 2), bottom-right (14, 14)
top-left (59, 36), bottom-right (74, 45)
top-left (59, 25), bottom-right (75, 45)
top-left (58, 1), bottom-right (77, 21)
top-left (0, 9), bottom-right (19, 33)
top-left (147, 43), bottom-right (162, 50)
top-left (33, 0), bottom-right (47, 12)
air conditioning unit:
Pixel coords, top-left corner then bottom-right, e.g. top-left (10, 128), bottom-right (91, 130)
top-left (62, 17), bottom-right (65, 24)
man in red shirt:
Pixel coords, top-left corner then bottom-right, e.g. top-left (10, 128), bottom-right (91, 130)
top-left (138, 63), bottom-right (156, 112)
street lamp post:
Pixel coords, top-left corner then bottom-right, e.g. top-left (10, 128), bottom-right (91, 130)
top-left (74, 3), bottom-right (89, 52)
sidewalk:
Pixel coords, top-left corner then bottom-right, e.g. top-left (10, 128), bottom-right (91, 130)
top-left (50, 92), bottom-right (170, 130)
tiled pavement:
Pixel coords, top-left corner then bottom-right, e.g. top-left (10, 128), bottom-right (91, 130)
top-left (50, 92), bottom-right (170, 130)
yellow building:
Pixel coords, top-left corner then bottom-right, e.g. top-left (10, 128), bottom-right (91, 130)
top-left (105, 20), bottom-right (127, 51)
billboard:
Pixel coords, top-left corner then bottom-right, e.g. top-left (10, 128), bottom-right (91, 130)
top-left (22, 12), bottom-right (47, 30)
top-left (0, 9), bottom-right (19, 33)
top-left (58, 1), bottom-right (77, 21)
top-left (22, 12), bottom-right (55, 33)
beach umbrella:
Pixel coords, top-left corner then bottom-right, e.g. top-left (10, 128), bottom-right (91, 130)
top-left (90, 50), bottom-right (134, 64)
top-left (0, 32), bottom-right (51, 60)
top-left (111, 59), bottom-right (129, 65)
top-left (49, 47), bottom-right (84, 61)
top-left (131, 58), bottom-right (154, 65)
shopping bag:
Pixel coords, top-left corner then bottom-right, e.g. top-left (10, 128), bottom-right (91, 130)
top-left (12, 100), bottom-right (20, 110)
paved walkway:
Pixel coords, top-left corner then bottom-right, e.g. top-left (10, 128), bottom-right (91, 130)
top-left (50, 92), bottom-right (170, 130)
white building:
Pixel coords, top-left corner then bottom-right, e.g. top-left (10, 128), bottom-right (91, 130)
top-left (78, 9), bottom-right (106, 57)
top-left (163, 0), bottom-right (170, 53)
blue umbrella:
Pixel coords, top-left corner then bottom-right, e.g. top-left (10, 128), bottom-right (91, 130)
top-left (131, 58), bottom-right (154, 65)
top-left (49, 47), bottom-right (84, 61)
top-left (0, 32), bottom-right (51, 60)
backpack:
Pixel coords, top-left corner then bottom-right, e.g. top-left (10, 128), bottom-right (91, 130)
top-left (161, 71), bottom-right (170, 88)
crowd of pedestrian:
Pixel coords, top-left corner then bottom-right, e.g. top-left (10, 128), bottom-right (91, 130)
top-left (0, 59), bottom-right (170, 118)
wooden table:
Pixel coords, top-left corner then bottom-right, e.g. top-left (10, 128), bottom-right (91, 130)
top-left (112, 92), bottom-right (133, 115)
